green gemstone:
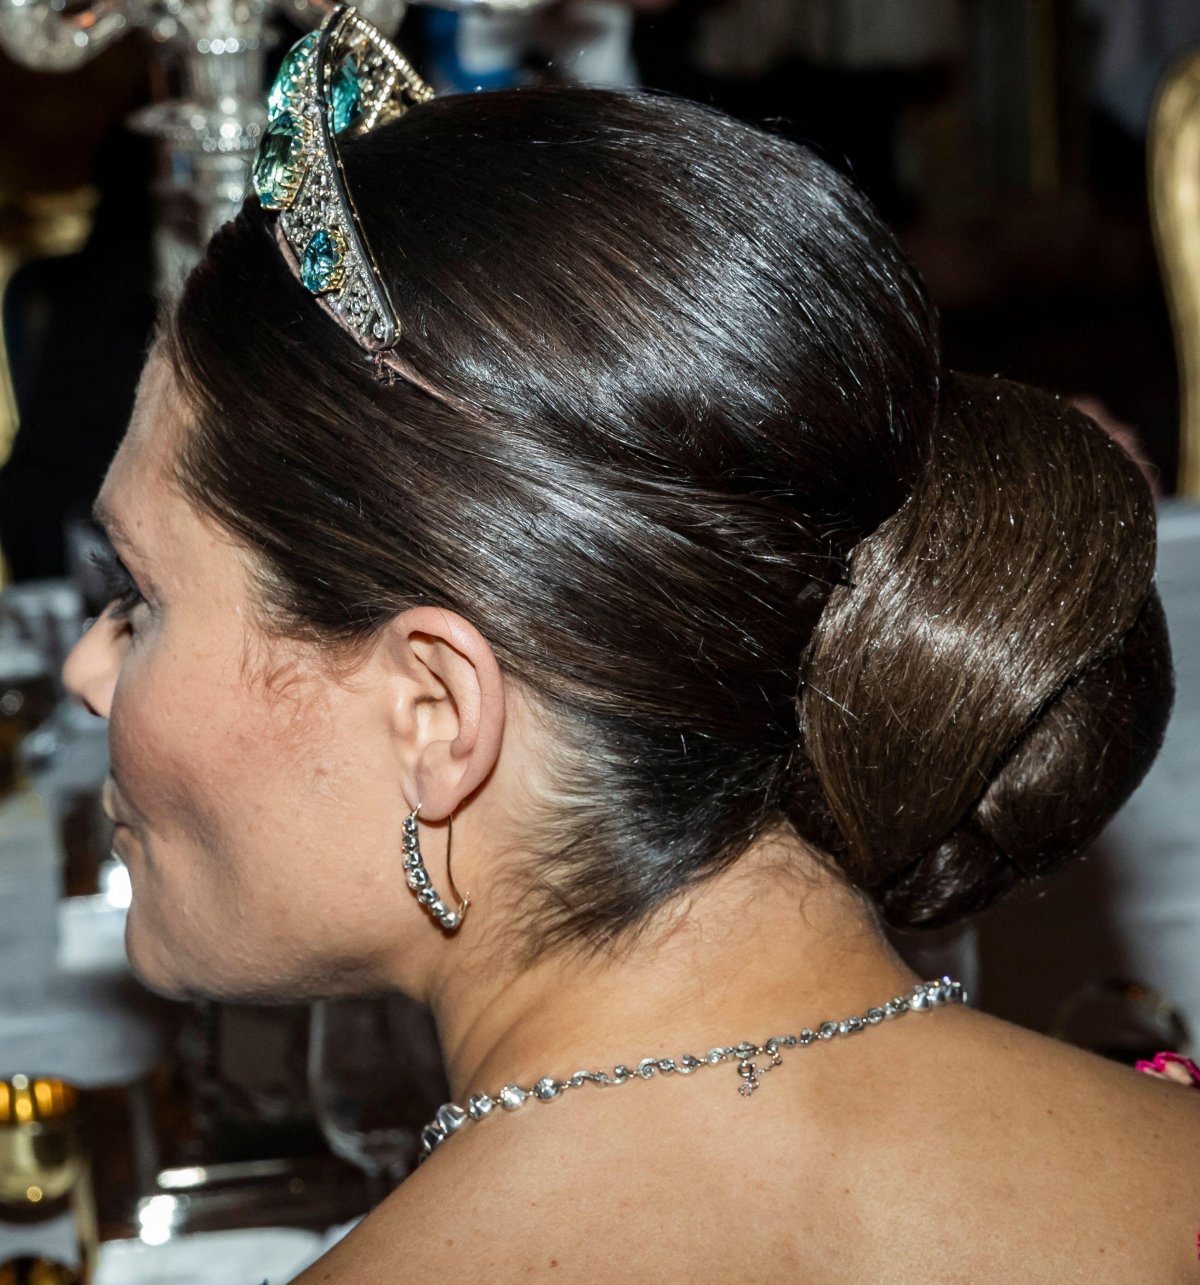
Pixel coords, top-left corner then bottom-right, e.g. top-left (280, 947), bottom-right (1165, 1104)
top-left (252, 112), bottom-right (304, 211)
top-left (300, 228), bottom-right (345, 294)
top-left (328, 55), bottom-right (362, 134)
top-left (267, 31), bottom-right (318, 122)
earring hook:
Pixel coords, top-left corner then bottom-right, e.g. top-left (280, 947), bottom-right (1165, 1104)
top-left (443, 810), bottom-right (470, 918)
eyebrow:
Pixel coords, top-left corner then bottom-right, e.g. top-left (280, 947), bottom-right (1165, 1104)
top-left (91, 499), bottom-right (141, 558)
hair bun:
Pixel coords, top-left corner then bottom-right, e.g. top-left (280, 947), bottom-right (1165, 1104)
top-left (793, 373), bottom-right (1173, 927)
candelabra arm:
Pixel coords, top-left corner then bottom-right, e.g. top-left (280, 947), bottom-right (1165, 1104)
top-left (0, 0), bottom-right (141, 71)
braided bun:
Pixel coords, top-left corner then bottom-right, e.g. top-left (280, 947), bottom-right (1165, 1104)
top-left (794, 373), bottom-right (1173, 928)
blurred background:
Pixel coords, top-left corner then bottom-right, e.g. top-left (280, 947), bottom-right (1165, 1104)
top-left (0, 0), bottom-right (1197, 1277)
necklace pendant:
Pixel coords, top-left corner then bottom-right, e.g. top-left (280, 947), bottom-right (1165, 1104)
top-left (737, 1057), bottom-right (761, 1096)
top-left (737, 1042), bottom-right (783, 1097)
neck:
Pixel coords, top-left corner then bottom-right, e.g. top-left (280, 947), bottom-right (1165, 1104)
top-left (421, 835), bottom-right (920, 1103)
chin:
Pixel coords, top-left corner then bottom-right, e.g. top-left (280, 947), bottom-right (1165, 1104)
top-left (123, 914), bottom-right (189, 999)
top-left (125, 924), bottom-right (316, 1006)
top-left (123, 896), bottom-right (380, 1004)
top-left (123, 905), bottom-right (222, 1001)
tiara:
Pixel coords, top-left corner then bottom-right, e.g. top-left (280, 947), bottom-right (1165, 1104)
top-left (251, 4), bottom-right (433, 352)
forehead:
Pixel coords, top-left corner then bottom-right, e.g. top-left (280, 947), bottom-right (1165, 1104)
top-left (96, 352), bottom-right (189, 534)
top-left (95, 350), bottom-right (266, 607)
top-left (118, 352), bottom-right (186, 472)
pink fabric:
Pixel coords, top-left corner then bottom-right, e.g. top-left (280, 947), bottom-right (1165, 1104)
top-left (1134, 1051), bottom-right (1200, 1085)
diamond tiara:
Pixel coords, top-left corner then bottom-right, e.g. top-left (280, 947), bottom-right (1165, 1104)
top-left (251, 4), bottom-right (433, 352)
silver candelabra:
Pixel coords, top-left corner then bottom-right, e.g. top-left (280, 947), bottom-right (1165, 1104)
top-left (0, 0), bottom-right (552, 295)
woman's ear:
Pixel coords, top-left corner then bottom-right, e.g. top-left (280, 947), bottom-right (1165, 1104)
top-left (381, 606), bottom-right (506, 819)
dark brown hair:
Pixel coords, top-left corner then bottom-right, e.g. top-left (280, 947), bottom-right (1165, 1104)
top-left (165, 87), bottom-right (1171, 952)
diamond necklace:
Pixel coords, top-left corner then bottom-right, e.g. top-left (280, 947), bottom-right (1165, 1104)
top-left (418, 975), bottom-right (967, 1161)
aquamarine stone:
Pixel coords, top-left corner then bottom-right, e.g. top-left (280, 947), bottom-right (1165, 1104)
top-left (267, 31), bottom-right (318, 122)
top-left (301, 228), bottom-right (345, 294)
top-left (329, 54), bottom-right (362, 134)
top-left (252, 112), bottom-right (304, 210)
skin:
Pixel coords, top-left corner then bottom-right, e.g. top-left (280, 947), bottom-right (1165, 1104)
top-left (66, 351), bottom-right (1200, 1281)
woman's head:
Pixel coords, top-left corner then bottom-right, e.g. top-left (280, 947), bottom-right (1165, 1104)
top-left (66, 87), bottom-right (1171, 1000)
top-left (65, 352), bottom-right (512, 999)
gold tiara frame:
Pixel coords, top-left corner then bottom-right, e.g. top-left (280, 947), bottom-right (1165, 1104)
top-left (252, 5), bottom-right (433, 352)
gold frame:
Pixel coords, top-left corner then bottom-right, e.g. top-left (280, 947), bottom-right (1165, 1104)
top-left (1150, 50), bottom-right (1200, 499)
top-left (0, 186), bottom-right (98, 584)
top-left (0, 187), bottom-right (98, 467)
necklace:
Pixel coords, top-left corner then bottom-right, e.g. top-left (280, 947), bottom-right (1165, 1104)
top-left (418, 975), bottom-right (967, 1161)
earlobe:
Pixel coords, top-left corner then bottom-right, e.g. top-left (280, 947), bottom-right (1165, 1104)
top-left (388, 606), bottom-right (506, 821)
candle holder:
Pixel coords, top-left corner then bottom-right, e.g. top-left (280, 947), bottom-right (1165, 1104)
top-left (0, 0), bottom-right (553, 298)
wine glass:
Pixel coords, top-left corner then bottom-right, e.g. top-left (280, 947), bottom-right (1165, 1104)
top-left (306, 995), bottom-right (446, 1203)
top-left (1049, 978), bottom-right (1191, 1066)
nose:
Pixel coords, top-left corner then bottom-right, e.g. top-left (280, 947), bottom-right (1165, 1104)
top-left (62, 613), bottom-right (120, 720)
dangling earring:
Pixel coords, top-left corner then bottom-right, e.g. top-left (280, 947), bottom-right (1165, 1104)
top-left (403, 804), bottom-right (470, 932)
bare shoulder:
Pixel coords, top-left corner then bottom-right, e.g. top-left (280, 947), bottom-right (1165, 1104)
top-left (846, 1007), bottom-right (1200, 1279)
top-left (292, 1011), bottom-right (1200, 1284)
top-left (288, 1121), bottom-right (640, 1284)
top-left (931, 1005), bottom-right (1200, 1159)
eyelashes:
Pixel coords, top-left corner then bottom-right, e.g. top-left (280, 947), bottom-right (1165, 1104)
top-left (88, 545), bottom-right (146, 621)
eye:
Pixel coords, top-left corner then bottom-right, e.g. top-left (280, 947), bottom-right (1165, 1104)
top-left (88, 545), bottom-right (146, 623)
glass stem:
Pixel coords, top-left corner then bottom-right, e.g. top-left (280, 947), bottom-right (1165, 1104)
top-left (366, 1165), bottom-right (391, 1206)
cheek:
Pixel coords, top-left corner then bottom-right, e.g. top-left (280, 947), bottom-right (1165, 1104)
top-left (108, 636), bottom-right (236, 854)
top-left (108, 632), bottom-right (403, 998)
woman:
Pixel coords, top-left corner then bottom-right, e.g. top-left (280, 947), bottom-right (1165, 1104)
top-left (64, 13), bottom-right (1198, 1277)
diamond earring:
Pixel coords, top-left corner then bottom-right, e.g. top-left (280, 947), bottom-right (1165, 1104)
top-left (403, 804), bottom-right (469, 932)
